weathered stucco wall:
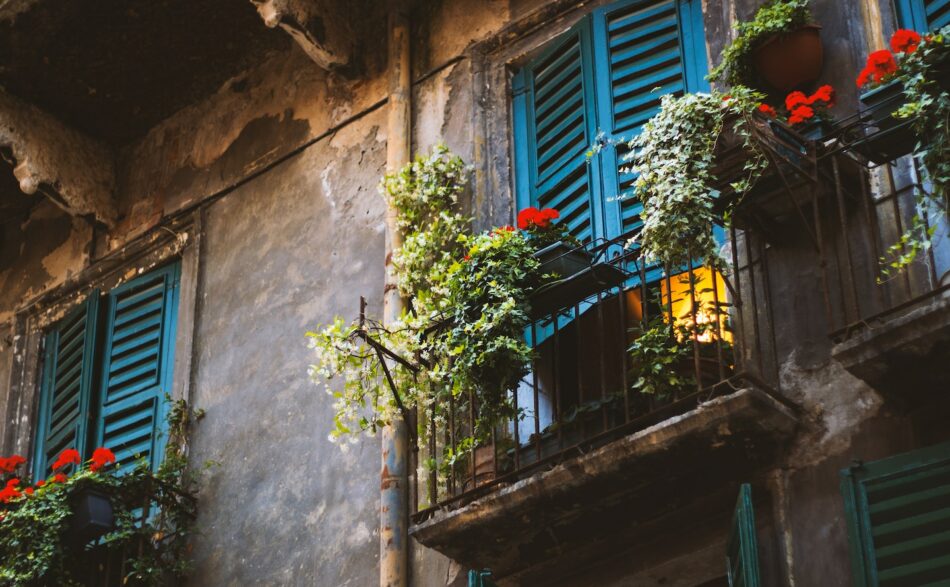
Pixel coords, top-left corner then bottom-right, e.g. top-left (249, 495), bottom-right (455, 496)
top-left (185, 109), bottom-right (388, 586)
top-left (0, 0), bottom-right (947, 585)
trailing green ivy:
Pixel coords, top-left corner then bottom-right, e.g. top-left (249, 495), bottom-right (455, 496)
top-left (308, 145), bottom-right (540, 459)
top-left (627, 87), bottom-right (768, 267)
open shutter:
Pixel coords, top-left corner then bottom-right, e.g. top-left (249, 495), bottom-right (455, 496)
top-left (726, 483), bottom-right (762, 587)
top-left (512, 23), bottom-right (601, 244)
top-left (34, 293), bottom-right (100, 477)
top-left (841, 442), bottom-right (950, 586)
top-left (96, 263), bottom-right (180, 473)
top-left (895, 0), bottom-right (950, 30)
top-left (591, 0), bottom-right (708, 242)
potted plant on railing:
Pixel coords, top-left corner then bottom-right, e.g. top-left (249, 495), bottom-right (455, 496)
top-left (856, 28), bottom-right (950, 164)
top-left (709, 0), bottom-right (822, 92)
top-left (518, 206), bottom-right (587, 279)
top-left (854, 27), bottom-right (949, 275)
top-left (0, 401), bottom-right (202, 586)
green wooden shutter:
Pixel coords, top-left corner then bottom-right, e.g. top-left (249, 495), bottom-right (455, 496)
top-left (512, 22), bottom-right (601, 244)
top-left (33, 293), bottom-right (101, 477)
top-left (726, 483), bottom-right (762, 587)
top-left (841, 442), bottom-right (950, 587)
top-left (895, 0), bottom-right (950, 30)
top-left (96, 263), bottom-right (180, 473)
top-left (591, 0), bottom-right (709, 242)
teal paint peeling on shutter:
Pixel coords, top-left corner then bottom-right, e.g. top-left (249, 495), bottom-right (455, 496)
top-left (96, 263), bottom-right (180, 473)
top-left (726, 483), bottom-right (761, 587)
top-left (895, 0), bottom-right (949, 30)
top-left (34, 293), bottom-right (101, 477)
top-left (841, 441), bottom-right (950, 587)
top-left (512, 22), bottom-right (601, 244)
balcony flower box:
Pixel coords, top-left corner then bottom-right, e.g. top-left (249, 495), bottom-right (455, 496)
top-left (857, 81), bottom-right (916, 164)
top-left (533, 241), bottom-right (591, 279)
top-left (67, 486), bottom-right (115, 547)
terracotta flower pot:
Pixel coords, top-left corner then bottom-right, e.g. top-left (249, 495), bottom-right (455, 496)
top-left (753, 24), bottom-right (823, 91)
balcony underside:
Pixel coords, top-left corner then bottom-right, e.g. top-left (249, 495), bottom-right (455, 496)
top-left (410, 387), bottom-right (798, 581)
top-left (832, 289), bottom-right (950, 402)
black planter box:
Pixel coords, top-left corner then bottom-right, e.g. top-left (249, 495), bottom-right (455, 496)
top-left (533, 241), bottom-right (591, 279)
top-left (856, 81), bottom-right (916, 164)
top-left (529, 262), bottom-right (628, 319)
top-left (68, 487), bottom-right (115, 546)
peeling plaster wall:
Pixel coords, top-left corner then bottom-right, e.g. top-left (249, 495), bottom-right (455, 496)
top-left (0, 0), bottom-right (948, 585)
top-left (0, 89), bottom-right (116, 225)
top-left (186, 112), bottom-right (388, 586)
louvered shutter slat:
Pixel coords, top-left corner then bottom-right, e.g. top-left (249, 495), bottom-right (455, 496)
top-left (841, 442), bottom-right (950, 586)
top-left (97, 263), bottom-right (179, 474)
top-left (33, 294), bottom-right (100, 476)
top-left (926, 0), bottom-right (950, 28)
top-left (513, 24), bottom-right (598, 245)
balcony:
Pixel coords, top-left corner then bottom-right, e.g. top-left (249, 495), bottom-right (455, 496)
top-left (812, 114), bottom-right (950, 402)
top-left (407, 229), bottom-right (800, 579)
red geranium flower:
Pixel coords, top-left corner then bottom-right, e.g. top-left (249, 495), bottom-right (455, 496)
top-left (785, 91), bottom-right (809, 111)
top-left (24, 487), bottom-right (33, 496)
top-left (0, 455), bottom-right (26, 474)
top-left (0, 478), bottom-right (21, 503)
top-left (890, 29), bottom-right (922, 54)
top-left (856, 50), bottom-right (898, 87)
top-left (35, 480), bottom-right (45, 488)
top-left (789, 105), bottom-right (815, 125)
top-left (51, 448), bottom-right (81, 471)
top-left (51, 473), bottom-right (67, 484)
top-left (757, 103), bottom-right (777, 118)
top-left (517, 207), bottom-right (540, 229)
top-left (89, 447), bottom-right (116, 472)
top-left (809, 85), bottom-right (836, 107)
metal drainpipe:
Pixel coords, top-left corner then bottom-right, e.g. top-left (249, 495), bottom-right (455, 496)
top-left (381, 0), bottom-right (410, 585)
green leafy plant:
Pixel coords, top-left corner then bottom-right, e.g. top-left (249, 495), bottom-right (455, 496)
top-left (709, 0), bottom-right (813, 87)
top-left (857, 28), bottom-right (950, 276)
top-left (627, 87), bottom-right (769, 267)
top-left (308, 146), bottom-right (542, 462)
top-left (0, 399), bottom-right (203, 586)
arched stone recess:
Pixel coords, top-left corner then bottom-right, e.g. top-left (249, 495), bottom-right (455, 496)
top-left (0, 89), bottom-right (116, 227)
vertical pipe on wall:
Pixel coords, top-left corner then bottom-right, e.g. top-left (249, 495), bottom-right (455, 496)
top-left (380, 0), bottom-right (410, 585)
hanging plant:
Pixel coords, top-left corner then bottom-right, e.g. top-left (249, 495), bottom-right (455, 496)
top-left (709, 0), bottom-right (819, 90)
top-left (626, 87), bottom-right (769, 267)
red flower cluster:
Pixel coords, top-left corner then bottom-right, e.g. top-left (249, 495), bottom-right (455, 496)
top-left (0, 455), bottom-right (26, 474)
top-left (890, 29), bottom-right (922, 54)
top-left (857, 49), bottom-right (898, 87)
top-left (0, 478), bottom-right (21, 503)
top-left (51, 448), bottom-right (81, 471)
top-left (517, 207), bottom-right (559, 230)
top-left (90, 447), bottom-right (116, 472)
top-left (783, 85), bottom-right (836, 125)
top-left (757, 103), bottom-right (777, 118)
top-left (492, 225), bottom-right (515, 235)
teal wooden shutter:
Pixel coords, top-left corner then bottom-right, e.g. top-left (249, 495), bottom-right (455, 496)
top-left (468, 570), bottom-right (497, 587)
top-left (96, 263), bottom-right (180, 473)
top-left (591, 0), bottom-right (709, 242)
top-left (33, 293), bottom-right (100, 477)
top-left (726, 483), bottom-right (762, 587)
top-left (840, 442), bottom-right (950, 586)
top-left (512, 22), bottom-right (601, 244)
top-left (895, 0), bottom-right (950, 30)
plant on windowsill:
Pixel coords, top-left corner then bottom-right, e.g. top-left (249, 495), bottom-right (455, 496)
top-left (517, 206), bottom-right (587, 279)
top-left (625, 86), bottom-right (769, 268)
top-left (0, 399), bottom-right (203, 587)
top-left (709, 0), bottom-right (821, 91)
top-left (855, 28), bottom-right (950, 276)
